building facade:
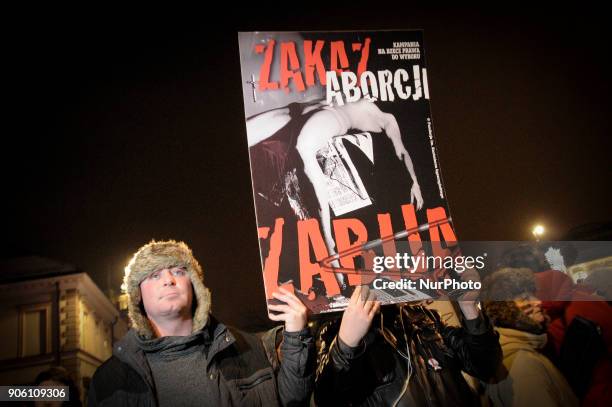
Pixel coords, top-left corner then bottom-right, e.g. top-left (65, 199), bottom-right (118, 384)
top-left (0, 257), bottom-right (127, 404)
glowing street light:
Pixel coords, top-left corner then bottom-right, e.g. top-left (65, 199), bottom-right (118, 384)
top-left (532, 224), bottom-right (545, 241)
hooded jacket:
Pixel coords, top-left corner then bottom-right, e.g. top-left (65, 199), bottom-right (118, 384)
top-left (88, 318), bottom-right (314, 406)
top-left (485, 327), bottom-right (578, 407)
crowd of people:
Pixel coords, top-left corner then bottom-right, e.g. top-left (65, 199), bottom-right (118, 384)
top-left (36, 240), bottom-right (608, 406)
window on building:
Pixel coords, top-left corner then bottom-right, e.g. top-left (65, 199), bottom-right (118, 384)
top-left (19, 303), bottom-right (52, 357)
top-left (0, 309), bottom-right (19, 359)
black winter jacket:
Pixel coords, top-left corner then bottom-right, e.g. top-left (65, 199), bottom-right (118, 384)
top-left (88, 317), bottom-right (314, 406)
top-left (315, 305), bottom-right (502, 407)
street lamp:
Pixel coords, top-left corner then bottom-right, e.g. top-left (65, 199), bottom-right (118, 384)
top-left (532, 224), bottom-right (545, 241)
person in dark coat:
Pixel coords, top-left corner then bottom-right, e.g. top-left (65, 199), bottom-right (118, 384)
top-left (88, 240), bottom-right (315, 406)
top-left (314, 282), bottom-right (502, 406)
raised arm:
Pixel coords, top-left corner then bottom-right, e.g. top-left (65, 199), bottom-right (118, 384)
top-left (315, 286), bottom-right (380, 406)
top-left (267, 287), bottom-right (315, 406)
top-left (340, 100), bottom-right (424, 210)
top-left (379, 112), bottom-right (424, 210)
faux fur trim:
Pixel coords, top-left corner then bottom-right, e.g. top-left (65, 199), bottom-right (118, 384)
top-left (483, 301), bottom-right (546, 334)
top-left (481, 267), bottom-right (537, 300)
top-left (123, 240), bottom-right (211, 338)
top-left (482, 267), bottom-right (544, 334)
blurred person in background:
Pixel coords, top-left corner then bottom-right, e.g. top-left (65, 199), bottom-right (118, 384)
top-left (482, 267), bottom-right (578, 407)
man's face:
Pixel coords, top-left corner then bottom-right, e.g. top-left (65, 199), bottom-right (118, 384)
top-left (513, 293), bottom-right (546, 325)
top-left (140, 266), bottom-right (193, 320)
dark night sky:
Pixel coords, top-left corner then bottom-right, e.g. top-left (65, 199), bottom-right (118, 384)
top-left (4, 6), bottom-right (611, 329)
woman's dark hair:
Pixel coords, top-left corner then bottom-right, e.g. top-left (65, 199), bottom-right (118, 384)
top-left (34, 366), bottom-right (81, 406)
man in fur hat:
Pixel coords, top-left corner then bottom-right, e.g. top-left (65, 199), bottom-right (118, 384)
top-left (88, 240), bottom-right (314, 406)
top-left (482, 267), bottom-right (578, 407)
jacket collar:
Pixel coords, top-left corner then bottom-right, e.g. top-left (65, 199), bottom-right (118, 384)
top-left (496, 326), bottom-right (547, 357)
top-left (113, 315), bottom-right (237, 382)
top-left (205, 315), bottom-right (236, 367)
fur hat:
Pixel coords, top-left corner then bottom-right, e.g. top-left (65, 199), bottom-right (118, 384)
top-left (497, 244), bottom-right (547, 272)
top-left (482, 267), bottom-right (545, 334)
top-left (123, 240), bottom-right (211, 338)
top-left (481, 267), bottom-right (536, 300)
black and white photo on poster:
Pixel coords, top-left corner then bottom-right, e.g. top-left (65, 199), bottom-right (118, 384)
top-left (238, 30), bottom-right (459, 314)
